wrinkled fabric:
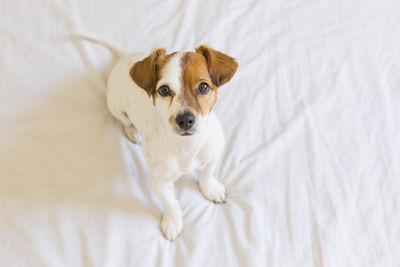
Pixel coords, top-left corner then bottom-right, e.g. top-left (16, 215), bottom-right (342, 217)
top-left (0, 0), bottom-right (399, 266)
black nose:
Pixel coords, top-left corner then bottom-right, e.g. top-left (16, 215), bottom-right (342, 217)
top-left (175, 113), bottom-right (196, 130)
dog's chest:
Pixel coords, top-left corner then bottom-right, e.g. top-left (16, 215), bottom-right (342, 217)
top-left (174, 144), bottom-right (203, 172)
top-left (166, 137), bottom-right (205, 172)
top-left (143, 133), bottom-right (206, 178)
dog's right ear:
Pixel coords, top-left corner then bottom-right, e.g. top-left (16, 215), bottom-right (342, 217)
top-left (130, 48), bottom-right (166, 96)
top-left (195, 45), bottom-right (238, 87)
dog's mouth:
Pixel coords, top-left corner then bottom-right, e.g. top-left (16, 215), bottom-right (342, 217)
top-left (180, 132), bottom-right (193, 136)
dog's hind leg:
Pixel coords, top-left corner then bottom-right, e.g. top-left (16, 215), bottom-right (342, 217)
top-left (108, 107), bottom-right (142, 144)
top-left (123, 124), bottom-right (141, 144)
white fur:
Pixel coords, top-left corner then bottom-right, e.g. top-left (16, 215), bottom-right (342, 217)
top-left (106, 53), bottom-right (225, 241)
top-left (71, 30), bottom-right (226, 241)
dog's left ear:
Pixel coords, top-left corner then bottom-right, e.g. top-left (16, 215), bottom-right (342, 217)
top-left (130, 48), bottom-right (166, 96)
top-left (195, 45), bottom-right (238, 87)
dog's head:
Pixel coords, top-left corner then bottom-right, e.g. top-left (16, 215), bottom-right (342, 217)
top-left (129, 46), bottom-right (238, 136)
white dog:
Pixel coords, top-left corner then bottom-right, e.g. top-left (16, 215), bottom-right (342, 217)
top-left (72, 31), bottom-right (238, 240)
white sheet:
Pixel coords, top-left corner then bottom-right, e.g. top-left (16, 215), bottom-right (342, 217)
top-left (1, 0), bottom-right (399, 266)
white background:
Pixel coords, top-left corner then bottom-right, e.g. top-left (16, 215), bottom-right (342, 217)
top-left (0, 0), bottom-right (399, 266)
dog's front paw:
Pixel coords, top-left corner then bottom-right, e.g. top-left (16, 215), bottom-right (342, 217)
top-left (200, 178), bottom-right (226, 204)
top-left (160, 212), bottom-right (183, 241)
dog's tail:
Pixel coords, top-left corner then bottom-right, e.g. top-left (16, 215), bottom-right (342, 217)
top-left (70, 30), bottom-right (125, 58)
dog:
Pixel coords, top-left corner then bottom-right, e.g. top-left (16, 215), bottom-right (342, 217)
top-left (71, 31), bottom-right (238, 240)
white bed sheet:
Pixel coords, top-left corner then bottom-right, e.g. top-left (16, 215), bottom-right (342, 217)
top-left (1, 0), bottom-right (399, 266)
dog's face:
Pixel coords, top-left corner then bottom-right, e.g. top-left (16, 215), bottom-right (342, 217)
top-left (130, 46), bottom-right (238, 136)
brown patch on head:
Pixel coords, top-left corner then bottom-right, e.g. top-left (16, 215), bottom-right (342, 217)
top-left (180, 47), bottom-right (238, 115)
top-left (180, 52), bottom-right (217, 115)
top-left (129, 49), bottom-right (177, 98)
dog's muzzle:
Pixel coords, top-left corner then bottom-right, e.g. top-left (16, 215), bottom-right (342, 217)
top-left (175, 112), bottom-right (195, 131)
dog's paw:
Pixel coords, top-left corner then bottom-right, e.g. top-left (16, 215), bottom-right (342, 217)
top-left (124, 124), bottom-right (141, 144)
top-left (160, 212), bottom-right (183, 241)
top-left (200, 178), bottom-right (226, 204)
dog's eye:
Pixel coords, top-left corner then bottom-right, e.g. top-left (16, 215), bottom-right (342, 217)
top-left (158, 85), bottom-right (171, 96)
top-left (196, 82), bottom-right (210, 95)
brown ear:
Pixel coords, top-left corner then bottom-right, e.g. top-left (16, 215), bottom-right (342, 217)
top-left (195, 45), bottom-right (238, 87)
top-left (129, 48), bottom-right (166, 96)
